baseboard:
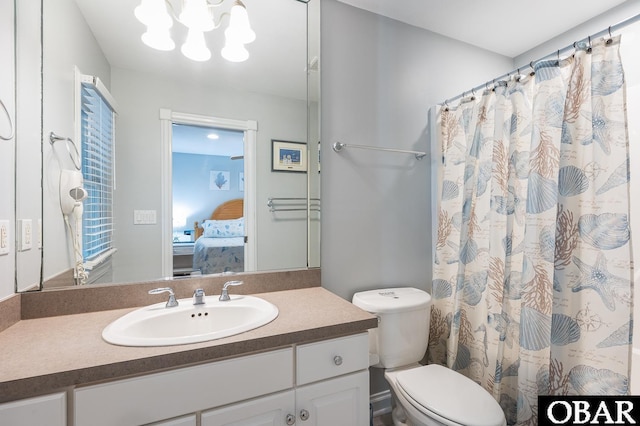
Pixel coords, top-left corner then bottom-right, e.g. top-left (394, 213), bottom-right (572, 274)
top-left (371, 389), bottom-right (392, 417)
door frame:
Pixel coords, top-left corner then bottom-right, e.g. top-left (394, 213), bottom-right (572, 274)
top-left (159, 108), bottom-right (258, 277)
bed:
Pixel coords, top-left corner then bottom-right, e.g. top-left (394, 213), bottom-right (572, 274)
top-left (193, 199), bottom-right (245, 275)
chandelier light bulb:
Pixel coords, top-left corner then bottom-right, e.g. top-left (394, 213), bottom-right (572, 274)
top-left (179, 0), bottom-right (215, 32)
top-left (181, 29), bottom-right (212, 61)
top-left (141, 25), bottom-right (175, 51)
top-left (134, 0), bottom-right (172, 29)
top-left (226, 0), bottom-right (256, 44)
top-left (135, 0), bottom-right (255, 63)
top-left (221, 39), bottom-right (249, 62)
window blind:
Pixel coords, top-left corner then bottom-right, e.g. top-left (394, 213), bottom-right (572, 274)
top-left (80, 82), bottom-right (115, 261)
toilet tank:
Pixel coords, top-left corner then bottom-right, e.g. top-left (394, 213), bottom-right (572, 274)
top-left (352, 287), bottom-right (431, 369)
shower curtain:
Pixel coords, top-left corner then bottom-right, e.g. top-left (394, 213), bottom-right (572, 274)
top-left (428, 36), bottom-right (632, 425)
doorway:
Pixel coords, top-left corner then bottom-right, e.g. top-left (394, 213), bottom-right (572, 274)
top-left (159, 109), bottom-right (257, 278)
top-left (171, 124), bottom-right (245, 276)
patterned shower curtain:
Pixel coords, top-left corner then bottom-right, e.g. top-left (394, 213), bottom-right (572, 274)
top-left (428, 36), bottom-right (632, 425)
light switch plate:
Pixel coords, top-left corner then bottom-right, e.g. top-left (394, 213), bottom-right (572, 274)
top-left (134, 210), bottom-right (157, 225)
top-left (0, 220), bottom-right (9, 256)
top-left (18, 219), bottom-right (33, 251)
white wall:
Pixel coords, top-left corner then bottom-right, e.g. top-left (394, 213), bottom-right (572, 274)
top-left (0, 0), bottom-right (15, 300)
top-left (319, 0), bottom-right (514, 300)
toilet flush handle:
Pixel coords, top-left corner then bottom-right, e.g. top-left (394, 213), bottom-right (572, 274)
top-left (333, 355), bottom-right (343, 366)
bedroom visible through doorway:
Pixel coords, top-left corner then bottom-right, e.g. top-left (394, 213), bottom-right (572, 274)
top-left (171, 124), bottom-right (245, 276)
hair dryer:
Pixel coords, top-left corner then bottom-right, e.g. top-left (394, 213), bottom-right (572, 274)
top-left (60, 170), bottom-right (88, 215)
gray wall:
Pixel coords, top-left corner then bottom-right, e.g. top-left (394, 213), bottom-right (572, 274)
top-left (42, 0), bottom-right (111, 284)
top-left (110, 68), bottom-right (308, 283)
top-left (0, 0), bottom-right (15, 299)
top-left (40, 1), bottom-right (310, 284)
top-left (319, 0), bottom-right (514, 301)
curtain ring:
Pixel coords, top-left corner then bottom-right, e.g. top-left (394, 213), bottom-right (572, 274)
top-left (587, 35), bottom-right (592, 52)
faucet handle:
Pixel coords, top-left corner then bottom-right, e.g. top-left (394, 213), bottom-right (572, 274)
top-left (193, 288), bottom-right (205, 305)
top-left (149, 287), bottom-right (179, 308)
top-left (219, 280), bottom-right (243, 301)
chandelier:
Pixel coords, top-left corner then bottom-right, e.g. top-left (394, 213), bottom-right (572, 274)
top-left (134, 0), bottom-right (256, 62)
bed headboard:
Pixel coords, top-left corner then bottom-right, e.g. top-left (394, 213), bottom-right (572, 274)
top-left (194, 199), bottom-right (244, 239)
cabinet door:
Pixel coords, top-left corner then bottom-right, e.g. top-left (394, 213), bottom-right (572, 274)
top-left (295, 371), bottom-right (368, 426)
top-left (202, 390), bottom-right (295, 426)
top-left (0, 392), bottom-right (66, 426)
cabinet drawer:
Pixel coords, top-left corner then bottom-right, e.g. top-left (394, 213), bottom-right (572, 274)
top-left (0, 392), bottom-right (66, 426)
top-left (296, 333), bottom-right (368, 385)
top-left (75, 348), bottom-right (293, 426)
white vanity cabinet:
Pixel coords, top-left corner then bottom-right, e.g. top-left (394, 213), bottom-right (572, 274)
top-left (0, 392), bottom-right (66, 426)
top-left (74, 348), bottom-right (293, 426)
top-left (201, 390), bottom-right (296, 425)
top-left (202, 333), bottom-right (370, 426)
top-left (149, 414), bottom-right (197, 426)
top-left (294, 334), bottom-right (370, 426)
top-left (72, 333), bottom-right (369, 426)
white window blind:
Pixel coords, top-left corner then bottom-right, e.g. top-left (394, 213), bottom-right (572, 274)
top-left (79, 77), bottom-right (117, 262)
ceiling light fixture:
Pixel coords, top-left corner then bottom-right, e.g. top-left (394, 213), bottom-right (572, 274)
top-left (134, 0), bottom-right (255, 62)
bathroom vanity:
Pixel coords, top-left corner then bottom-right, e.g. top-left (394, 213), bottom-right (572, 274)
top-left (0, 283), bottom-right (376, 426)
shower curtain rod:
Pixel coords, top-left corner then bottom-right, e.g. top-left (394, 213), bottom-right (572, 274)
top-left (442, 11), bottom-right (640, 106)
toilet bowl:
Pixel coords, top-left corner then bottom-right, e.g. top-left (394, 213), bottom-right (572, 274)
top-left (352, 287), bottom-right (505, 426)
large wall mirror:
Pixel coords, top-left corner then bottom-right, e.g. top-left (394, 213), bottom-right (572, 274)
top-left (17, 0), bottom-right (319, 291)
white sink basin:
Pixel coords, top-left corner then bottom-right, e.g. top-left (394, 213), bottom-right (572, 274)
top-left (102, 295), bottom-right (279, 347)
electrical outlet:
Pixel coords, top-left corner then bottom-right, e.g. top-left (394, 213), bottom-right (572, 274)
top-left (18, 219), bottom-right (32, 251)
top-left (0, 221), bottom-right (9, 256)
top-left (37, 218), bottom-right (42, 249)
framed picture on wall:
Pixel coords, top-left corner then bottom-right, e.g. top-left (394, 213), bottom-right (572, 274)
top-left (271, 140), bottom-right (307, 173)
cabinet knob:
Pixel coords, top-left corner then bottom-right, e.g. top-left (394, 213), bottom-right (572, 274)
top-left (333, 355), bottom-right (343, 366)
top-left (286, 413), bottom-right (296, 425)
top-left (300, 409), bottom-right (310, 421)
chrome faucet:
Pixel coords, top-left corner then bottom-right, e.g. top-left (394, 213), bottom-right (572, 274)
top-left (193, 288), bottom-right (205, 305)
top-left (219, 280), bottom-right (243, 301)
top-left (148, 287), bottom-right (178, 308)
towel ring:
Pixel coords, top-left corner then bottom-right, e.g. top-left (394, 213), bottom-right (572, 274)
top-left (0, 98), bottom-right (14, 141)
top-left (49, 131), bottom-right (81, 170)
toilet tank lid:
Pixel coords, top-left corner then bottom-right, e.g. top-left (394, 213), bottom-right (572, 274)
top-left (352, 287), bottom-right (431, 313)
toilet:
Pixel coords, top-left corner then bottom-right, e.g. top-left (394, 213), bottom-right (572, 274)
top-left (352, 287), bottom-right (506, 426)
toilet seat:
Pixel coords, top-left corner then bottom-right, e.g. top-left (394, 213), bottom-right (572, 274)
top-left (394, 364), bottom-right (505, 426)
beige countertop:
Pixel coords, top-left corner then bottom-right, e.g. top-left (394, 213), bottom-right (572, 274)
top-left (0, 287), bottom-right (377, 403)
